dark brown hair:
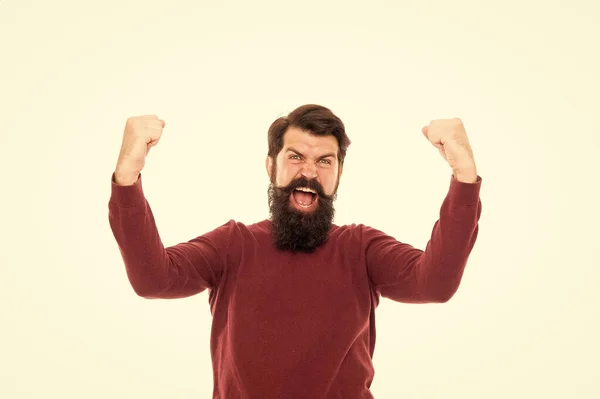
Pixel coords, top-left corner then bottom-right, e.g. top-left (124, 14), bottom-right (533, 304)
top-left (267, 104), bottom-right (351, 165)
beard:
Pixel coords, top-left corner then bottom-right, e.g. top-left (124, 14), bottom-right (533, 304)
top-left (268, 176), bottom-right (336, 253)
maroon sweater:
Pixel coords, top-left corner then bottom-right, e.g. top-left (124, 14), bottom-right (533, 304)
top-left (108, 172), bottom-right (482, 398)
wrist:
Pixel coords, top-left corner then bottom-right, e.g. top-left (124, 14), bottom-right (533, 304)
top-left (114, 167), bottom-right (140, 186)
top-left (453, 167), bottom-right (478, 183)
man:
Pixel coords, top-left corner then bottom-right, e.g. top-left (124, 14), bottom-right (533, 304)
top-left (108, 104), bottom-right (482, 398)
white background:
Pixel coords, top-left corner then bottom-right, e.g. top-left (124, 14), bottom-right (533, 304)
top-left (1, 0), bottom-right (598, 397)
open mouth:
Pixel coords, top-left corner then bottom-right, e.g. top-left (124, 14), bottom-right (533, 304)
top-left (290, 187), bottom-right (318, 210)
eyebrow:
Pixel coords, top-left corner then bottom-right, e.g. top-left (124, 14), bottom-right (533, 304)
top-left (286, 147), bottom-right (337, 160)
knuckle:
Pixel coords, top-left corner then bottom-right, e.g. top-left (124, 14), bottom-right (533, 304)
top-left (127, 116), bottom-right (142, 126)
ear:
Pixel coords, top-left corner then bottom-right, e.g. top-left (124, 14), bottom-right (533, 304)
top-left (266, 156), bottom-right (273, 180)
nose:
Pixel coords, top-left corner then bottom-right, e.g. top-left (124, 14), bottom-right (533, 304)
top-left (300, 163), bottom-right (318, 179)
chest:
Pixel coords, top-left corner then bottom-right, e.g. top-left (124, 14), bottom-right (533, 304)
top-left (226, 247), bottom-right (372, 337)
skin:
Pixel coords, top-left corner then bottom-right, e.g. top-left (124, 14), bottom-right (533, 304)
top-left (266, 127), bottom-right (343, 206)
top-left (421, 118), bottom-right (478, 183)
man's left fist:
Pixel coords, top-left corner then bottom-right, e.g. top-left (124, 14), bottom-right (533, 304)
top-left (422, 118), bottom-right (477, 181)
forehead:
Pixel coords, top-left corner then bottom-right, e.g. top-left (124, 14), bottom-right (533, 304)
top-left (281, 127), bottom-right (339, 156)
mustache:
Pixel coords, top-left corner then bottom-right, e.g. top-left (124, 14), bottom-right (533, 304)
top-left (276, 177), bottom-right (331, 200)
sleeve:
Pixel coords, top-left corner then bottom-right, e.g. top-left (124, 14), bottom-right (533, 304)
top-left (108, 172), bottom-right (234, 299)
top-left (365, 174), bottom-right (483, 303)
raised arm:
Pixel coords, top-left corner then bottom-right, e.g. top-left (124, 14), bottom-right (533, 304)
top-left (366, 118), bottom-right (482, 303)
top-left (107, 115), bottom-right (229, 299)
top-left (109, 172), bottom-right (231, 299)
top-left (366, 174), bottom-right (482, 303)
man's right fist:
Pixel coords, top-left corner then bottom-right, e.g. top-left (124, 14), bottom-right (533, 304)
top-left (114, 115), bottom-right (165, 185)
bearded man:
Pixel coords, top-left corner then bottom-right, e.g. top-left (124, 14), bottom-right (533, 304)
top-left (108, 104), bottom-right (482, 399)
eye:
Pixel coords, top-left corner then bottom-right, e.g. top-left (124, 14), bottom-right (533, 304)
top-left (319, 159), bottom-right (331, 164)
top-left (289, 154), bottom-right (300, 160)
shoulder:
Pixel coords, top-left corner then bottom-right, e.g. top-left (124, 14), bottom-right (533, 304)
top-left (329, 222), bottom-right (368, 245)
top-left (330, 222), bottom-right (397, 247)
top-left (199, 219), bottom-right (270, 264)
top-left (207, 218), bottom-right (271, 242)
top-left (331, 222), bottom-right (382, 237)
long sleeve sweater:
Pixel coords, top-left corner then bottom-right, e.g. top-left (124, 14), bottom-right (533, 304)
top-left (108, 172), bottom-right (482, 399)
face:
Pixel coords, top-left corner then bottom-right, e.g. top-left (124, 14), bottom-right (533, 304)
top-left (266, 127), bottom-right (343, 252)
top-left (267, 126), bottom-right (342, 201)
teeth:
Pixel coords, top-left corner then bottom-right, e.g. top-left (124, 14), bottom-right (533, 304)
top-left (295, 187), bottom-right (317, 194)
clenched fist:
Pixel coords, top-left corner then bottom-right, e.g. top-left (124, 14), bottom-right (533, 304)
top-left (421, 118), bottom-right (477, 183)
top-left (114, 115), bottom-right (165, 185)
